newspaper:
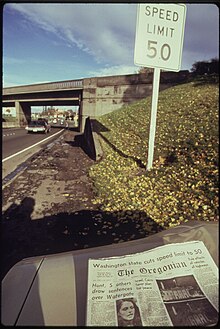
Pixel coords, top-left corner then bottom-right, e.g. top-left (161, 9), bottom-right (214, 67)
top-left (86, 241), bottom-right (218, 326)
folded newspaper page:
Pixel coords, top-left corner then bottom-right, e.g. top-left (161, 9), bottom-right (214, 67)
top-left (86, 241), bottom-right (218, 326)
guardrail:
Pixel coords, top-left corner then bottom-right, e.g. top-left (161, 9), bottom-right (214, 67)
top-left (2, 122), bottom-right (20, 128)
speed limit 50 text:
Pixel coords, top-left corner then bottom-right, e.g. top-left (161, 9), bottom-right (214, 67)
top-left (145, 5), bottom-right (181, 62)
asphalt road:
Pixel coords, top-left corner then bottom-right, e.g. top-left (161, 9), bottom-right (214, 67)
top-left (2, 127), bottom-right (66, 180)
top-left (2, 127), bottom-right (64, 159)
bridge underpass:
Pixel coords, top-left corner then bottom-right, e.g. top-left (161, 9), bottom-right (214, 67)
top-left (2, 83), bottom-right (82, 127)
top-left (5, 98), bottom-right (81, 125)
top-left (3, 71), bottom-right (189, 131)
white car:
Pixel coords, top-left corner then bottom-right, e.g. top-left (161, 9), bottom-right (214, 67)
top-left (25, 120), bottom-right (51, 134)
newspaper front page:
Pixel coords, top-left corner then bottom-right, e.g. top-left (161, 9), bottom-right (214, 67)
top-left (86, 241), bottom-right (218, 326)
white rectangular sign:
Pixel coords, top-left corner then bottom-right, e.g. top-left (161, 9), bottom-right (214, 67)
top-left (134, 3), bottom-right (186, 72)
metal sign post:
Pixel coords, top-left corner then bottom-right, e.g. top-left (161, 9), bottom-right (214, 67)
top-left (147, 67), bottom-right (160, 170)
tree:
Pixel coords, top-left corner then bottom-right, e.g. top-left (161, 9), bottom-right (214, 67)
top-left (191, 58), bottom-right (219, 75)
top-left (209, 58), bottom-right (219, 74)
top-left (138, 67), bottom-right (154, 74)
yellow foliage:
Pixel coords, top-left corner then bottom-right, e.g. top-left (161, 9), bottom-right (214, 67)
top-left (89, 81), bottom-right (219, 232)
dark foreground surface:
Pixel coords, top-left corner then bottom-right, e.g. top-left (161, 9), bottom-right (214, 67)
top-left (1, 130), bottom-right (163, 280)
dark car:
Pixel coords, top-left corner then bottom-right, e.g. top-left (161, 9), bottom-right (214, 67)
top-left (25, 120), bottom-right (51, 134)
top-left (37, 117), bottom-right (49, 124)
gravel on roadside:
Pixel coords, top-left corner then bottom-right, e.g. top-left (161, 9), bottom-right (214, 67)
top-left (1, 130), bottom-right (162, 280)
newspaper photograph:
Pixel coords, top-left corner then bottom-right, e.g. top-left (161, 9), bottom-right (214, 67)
top-left (86, 241), bottom-right (218, 326)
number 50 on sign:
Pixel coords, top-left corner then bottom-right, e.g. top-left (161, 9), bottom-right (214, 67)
top-left (134, 3), bottom-right (186, 71)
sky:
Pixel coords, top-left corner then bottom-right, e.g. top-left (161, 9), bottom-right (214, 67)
top-left (2, 3), bottom-right (219, 89)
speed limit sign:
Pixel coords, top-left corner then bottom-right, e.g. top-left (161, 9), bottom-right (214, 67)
top-left (134, 3), bottom-right (186, 72)
top-left (134, 4), bottom-right (187, 171)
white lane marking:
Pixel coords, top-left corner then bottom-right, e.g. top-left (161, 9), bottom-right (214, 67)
top-left (3, 133), bottom-right (16, 137)
top-left (2, 129), bottom-right (64, 162)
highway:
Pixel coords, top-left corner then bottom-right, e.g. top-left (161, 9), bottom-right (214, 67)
top-left (2, 127), bottom-right (65, 160)
top-left (2, 127), bottom-right (65, 180)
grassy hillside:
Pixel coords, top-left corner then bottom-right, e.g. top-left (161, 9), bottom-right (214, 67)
top-left (89, 79), bottom-right (219, 231)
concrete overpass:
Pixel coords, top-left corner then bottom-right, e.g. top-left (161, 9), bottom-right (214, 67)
top-left (2, 71), bottom-right (189, 131)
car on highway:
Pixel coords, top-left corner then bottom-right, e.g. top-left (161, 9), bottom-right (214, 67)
top-left (25, 120), bottom-right (51, 134)
top-left (37, 117), bottom-right (49, 124)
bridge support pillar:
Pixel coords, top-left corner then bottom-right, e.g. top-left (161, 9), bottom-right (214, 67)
top-left (80, 77), bottom-right (97, 132)
top-left (15, 101), bottom-right (31, 127)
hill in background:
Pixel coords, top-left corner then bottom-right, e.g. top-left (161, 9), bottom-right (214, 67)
top-left (89, 79), bottom-right (218, 233)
